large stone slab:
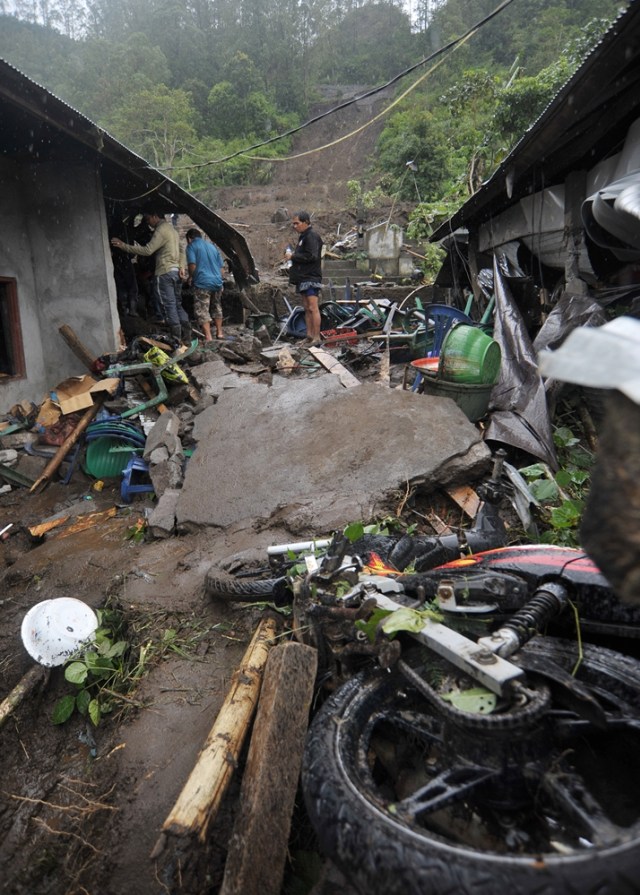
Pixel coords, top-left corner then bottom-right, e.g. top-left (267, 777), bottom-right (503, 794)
top-left (177, 377), bottom-right (491, 534)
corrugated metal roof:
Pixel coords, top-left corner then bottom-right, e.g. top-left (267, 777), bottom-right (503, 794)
top-left (431, 0), bottom-right (640, 242)
top-left (0, 57), bottom-right (258, 286)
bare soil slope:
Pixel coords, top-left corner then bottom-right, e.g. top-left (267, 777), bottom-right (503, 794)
top-left (213, 86), bottom-right (410, 275)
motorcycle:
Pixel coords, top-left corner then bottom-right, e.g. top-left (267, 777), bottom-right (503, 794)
top-left (206, 490), bottom-right (640, 894)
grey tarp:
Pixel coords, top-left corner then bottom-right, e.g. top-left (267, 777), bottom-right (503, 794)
top-left (484, 256), bottom-right (558, 469)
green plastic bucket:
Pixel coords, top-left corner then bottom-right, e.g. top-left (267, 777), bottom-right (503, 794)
top-left (439, 324), bottom-right (501, 385)
top-left (83, 437), bottom-right (138, 479)
top-left (419, 373), bottom-right (494, 422)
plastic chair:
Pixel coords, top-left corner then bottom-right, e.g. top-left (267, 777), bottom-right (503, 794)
top-left (121, 456), bottom-right (155, 503)
top-left (411, 304), bottom-right (474, 391)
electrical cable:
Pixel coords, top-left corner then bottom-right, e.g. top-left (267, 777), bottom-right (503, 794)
top-left (163, 0), bottom-right (517, 173)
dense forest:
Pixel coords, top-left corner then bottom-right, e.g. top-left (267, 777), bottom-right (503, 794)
top-left (0, 0), bottom-right (625, 227)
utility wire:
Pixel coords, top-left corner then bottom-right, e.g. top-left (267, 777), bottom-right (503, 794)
top-left (163, 0), bottom-right (517, 173)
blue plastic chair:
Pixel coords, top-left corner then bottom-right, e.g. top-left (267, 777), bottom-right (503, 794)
top-left (411, 304), bottom-right (474, 391)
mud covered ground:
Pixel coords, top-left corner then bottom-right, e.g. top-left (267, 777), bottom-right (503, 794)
top-left (0, 473), bottom-right (302, 895)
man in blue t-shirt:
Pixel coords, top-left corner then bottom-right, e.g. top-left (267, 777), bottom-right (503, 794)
top-left (185, 228), bottom-right (225, 341)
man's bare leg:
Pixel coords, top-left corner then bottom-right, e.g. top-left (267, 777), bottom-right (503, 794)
top-left (303, 294), bottom-right (321, 342)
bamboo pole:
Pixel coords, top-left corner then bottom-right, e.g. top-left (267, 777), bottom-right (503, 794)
top-left (152, 616), bottom-right (278, 854)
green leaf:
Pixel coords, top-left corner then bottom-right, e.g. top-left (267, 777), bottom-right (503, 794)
top-left (381, 607), bottom-right (436, 635)
top-left (528, 479), bottom-right (558, 502)
top-left (441, 687), bottom-right (497, 713)
top-left (554, 426), bottom-right (579, 448)
top-left (65, 661), bottom-right (89, 685)
top-left (550, 500), bottom-right (583, 530)
top-left (75, 689), bottom-right (91, 716)
top-left (52, 694), bottom-right (76, 724)
top-left (518, 463), bottom-right (546, 479)
top-left (344, 522), bottom-right (365, 542)
top-left (88, 699), bottom-right (101, 727)
top-left (355, 607), bottom-right (392, 642)
top-left (105, 640), bottom-right (128, 658)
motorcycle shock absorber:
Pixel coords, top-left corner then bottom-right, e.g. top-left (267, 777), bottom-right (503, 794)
top-left (477, 581), bottom-right (568, 659)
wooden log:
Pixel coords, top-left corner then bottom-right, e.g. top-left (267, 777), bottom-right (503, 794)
top-left (0, 666), bottom-right (49, 730)
top-left (153, 617), bottom-right (278, 852)
top-left (29, 395), bottom-right (107, 493)
top-left (58, 324), bottom-right (97, 372)
top-left (219, 642), bottom-right (318, 895)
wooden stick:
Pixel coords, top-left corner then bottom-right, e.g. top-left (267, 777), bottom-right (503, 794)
top-left (29, 396), bottom-right (106, 493)
top-left (220, 642), bottom-right (318, 895)
top-left (58, 324), bottom-right (97, 372)
top-left (153, 617), bottom-right (278, 851)
top-left (0, 666), bottom-right (49, 730)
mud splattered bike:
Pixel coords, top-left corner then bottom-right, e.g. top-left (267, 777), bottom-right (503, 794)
top-left (206, 506), bottom-right (640, 895)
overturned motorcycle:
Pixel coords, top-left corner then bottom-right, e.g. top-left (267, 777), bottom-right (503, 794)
top-left (206, 511), bottom-right (640, 895)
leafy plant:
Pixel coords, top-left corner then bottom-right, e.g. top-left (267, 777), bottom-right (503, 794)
top-left (52, 608), bottom-right (129, 727)
top-left (518, 424), bottom-right (594, 546)
top-left (125, 518), bottom-right (147, 543)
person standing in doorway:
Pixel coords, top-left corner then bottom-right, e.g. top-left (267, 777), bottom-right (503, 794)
top-left (287, 210), bottom-right (323, 346)
top-left (185, 228), bottom-right (225, 341)
top-left (111, 210), bottom-right (190, 343)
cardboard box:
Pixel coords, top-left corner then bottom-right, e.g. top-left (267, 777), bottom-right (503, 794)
top-left (54, 375), bottom-right (120, 415)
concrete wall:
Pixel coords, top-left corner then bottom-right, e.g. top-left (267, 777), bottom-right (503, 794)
top-left (365, 222), bottom-right (404, 276)
top-left (0, 156), bottom-right (120, 408)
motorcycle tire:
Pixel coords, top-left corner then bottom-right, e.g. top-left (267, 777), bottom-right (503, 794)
top-left (205, 568), bottom-right (287, 602)
top-left (302, 637), bottom-right (640, 895)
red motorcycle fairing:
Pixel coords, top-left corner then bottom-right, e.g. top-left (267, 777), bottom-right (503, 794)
top-left (435, 544), bottom-right (610, 590)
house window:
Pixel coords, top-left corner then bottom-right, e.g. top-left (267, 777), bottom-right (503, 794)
top-left (0, 278), bottom-right (26, 380)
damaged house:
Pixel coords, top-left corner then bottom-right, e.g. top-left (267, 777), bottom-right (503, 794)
top-left (0, 58), bottom-right (257, 407)
top-left (432, 1), bottom-right (640, 317)
top-left (429, 0), bottom-right (640, 467)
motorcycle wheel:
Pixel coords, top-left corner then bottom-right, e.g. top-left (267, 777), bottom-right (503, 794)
top-left (302, 637), bottom-right (640, 895)
top-left (205, 568), bottom-right (286, 601)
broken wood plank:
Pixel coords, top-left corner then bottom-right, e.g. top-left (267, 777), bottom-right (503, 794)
top-left (58, 324), bottom-right (97, 372)
top-left (29, 507), bottom-right (119, 540)
top-left (152, 616), bottom-right (278, 853)
top-left (0, 666), bottom-right (49, 730)
top-left (219, 642), bottom-right (318, 895)
top-left (307, 346), bottom-right (360, 388)
top-left (445, 485), bottom-right (480, 520)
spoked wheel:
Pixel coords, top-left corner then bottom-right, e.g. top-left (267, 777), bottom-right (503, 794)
top-left (302, 638), bottom-right (640, 895)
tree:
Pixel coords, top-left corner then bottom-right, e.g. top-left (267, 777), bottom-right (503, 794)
top-left (105, 83), bottom-right (197, 171)
top-left (376, 108), bottom-right (450, 201)
top-left (206, 52), bottom-right (283, 140)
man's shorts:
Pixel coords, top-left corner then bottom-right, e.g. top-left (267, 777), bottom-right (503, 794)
top-left (193, 288), bottom-right (223, 323)
top-left (296, 280), bottom-right (322, 297)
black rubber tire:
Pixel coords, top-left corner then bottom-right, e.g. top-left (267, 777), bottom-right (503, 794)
top-left (302, 638), bottom-right (640, 895)
top-left (205, 568), bottom-right (286, 602)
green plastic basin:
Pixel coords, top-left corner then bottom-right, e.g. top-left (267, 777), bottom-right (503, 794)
top-left (439, 324), bottom-right (501, 385)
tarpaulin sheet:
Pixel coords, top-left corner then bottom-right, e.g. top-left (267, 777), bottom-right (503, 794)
top-left (483, 256), bottom-right (558, 469)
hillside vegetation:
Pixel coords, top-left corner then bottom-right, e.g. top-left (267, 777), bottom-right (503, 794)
top-left (0, 0), bottom-right (624, 233)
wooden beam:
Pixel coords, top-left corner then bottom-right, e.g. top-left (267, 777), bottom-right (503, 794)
top-left (220, 642), bottom-right (318, 895)
top-left (58, 324), bottom-right (97, 372)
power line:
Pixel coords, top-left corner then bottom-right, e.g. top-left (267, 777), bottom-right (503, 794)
top-left (163, 0), bottom-right (517, 173)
